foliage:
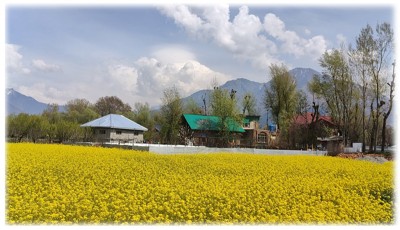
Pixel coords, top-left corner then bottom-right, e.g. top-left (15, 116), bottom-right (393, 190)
top-left (65, 98), bottom-right (99, 124)
top-left (7, 143), bottom-right (394, 224)
top-left (309, 48), bottom-right (356, 146)
top-left (160, 86), bottom-right (183, 144)
top-left (132, 102), bottom-right (156, 142)
top-left (209, 86), bottom-right (241, 147)
top-left (94, 96), bottom-right (132, 116)
top-left (184, 98), bottom-right (203, 115)
top-left (264, 64), bottom-right (298, 147)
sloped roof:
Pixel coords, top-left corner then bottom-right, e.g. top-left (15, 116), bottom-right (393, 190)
top-left (294, 112), bottom-right (335, 126)
top-left (183, 114), bottom-right (245, 133)
top-left (81, 114), bottom-right (148, 131)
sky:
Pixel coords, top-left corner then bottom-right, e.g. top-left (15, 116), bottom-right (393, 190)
top-left (4, 1), bottom-right (395, 107)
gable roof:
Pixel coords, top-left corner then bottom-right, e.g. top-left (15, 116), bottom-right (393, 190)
top-left (183, 114), bottom-right (245, 133)
top-left (294, 112), bottom-right (335, 126)
top-left (81, 114), bottom-right (148, 131)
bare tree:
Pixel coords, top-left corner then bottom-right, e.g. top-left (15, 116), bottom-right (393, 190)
top-left (381, 61), bottom-right (395, 152)
top-left (360, 23), bottom-right (393, 152)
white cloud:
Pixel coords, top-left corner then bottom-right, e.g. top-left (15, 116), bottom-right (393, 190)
top-left (159, 5), bottom-right (280, 69)
top-left (151, 45), bottom-right (197, 64)
top-left (160, 5), bottom-right (328, 68)
top-left (32, 59), bottom-right (61, 72)
top-left (304, 29), bottom-right (311, 35)
top-left (133, 57), bottom-right (231, 105)
top-left (18, 83), bottom-right (65, 105)
top-left (107, 64), bottom-right (138, 91)
top-left (6, 43), bottom-right (31, 74)
top-left (263, 13), bottom-right (327, 59)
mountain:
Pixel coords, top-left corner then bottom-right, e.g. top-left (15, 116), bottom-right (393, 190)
top-left (289, 67), bottom-right (320, 92)
top-left (6, 88), bottom-right (66, 115)
top-left (182, 67), bottom-right (321, 127)
top-left (6, 88), bottom-right (49, 115)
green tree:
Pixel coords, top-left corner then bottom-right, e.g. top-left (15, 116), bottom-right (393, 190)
top-left (132, 102), bottom-right (155, 143)
top-left (184, 98), bottom-right (203, 115)
top-left (209, 84), bottom-right (241, 147)
top-left (94, 96), bottom-right (132, 116)
top-left (310, 48), bottom-right (355, 146)
top-left (42, 103), bottom-right (61, 124)
top-left (54, 120), bottom-right (81, 143)
top-left (27, 115), bottom-right (49, 143)
top-left (65, 98), bottom-right (98, 124)
top-left (7, 113), bottom-right (32, 142)
top-left (160, 86), bottom-right (183, 144)
top-left (264, 63), bottom-right (298, 146)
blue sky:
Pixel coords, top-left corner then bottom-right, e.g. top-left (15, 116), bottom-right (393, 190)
top-left (5, 3), bottom-right (395, 107)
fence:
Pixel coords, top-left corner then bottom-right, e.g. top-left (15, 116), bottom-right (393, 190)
top-left (144, 144), bottom-right (326, 155)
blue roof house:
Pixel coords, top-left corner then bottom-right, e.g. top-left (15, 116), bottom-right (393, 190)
top-left (81, 114), bottom-right (148, 144)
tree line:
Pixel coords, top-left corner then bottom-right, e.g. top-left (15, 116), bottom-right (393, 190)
top-left (6, 82), bottom-right (256, 146)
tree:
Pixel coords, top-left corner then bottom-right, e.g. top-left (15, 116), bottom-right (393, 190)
top-left (160, 86), bottom-right (183, 144)
top-left (54, 120), bottom-right (81, 143)
top-left (242, 92), bottom-right (258, 115)
top-left (264, 63), bottom-right (298, 146)
top-left (184, 98), bottom-right (203, 115)
top-left (132, 102), bottom-right (155, 143)
top-left (209, 84), bottom-right (241, 147)
top-left (94, 96), bottom-right (132, 116)
top-left (42, 103), bottom-right (61, 124)
top-left (65, 98), bottom-right (98, 124)
top-left (369, 22), bottom-right (393, 152)
top-left (7, 113), bottom-right (31, 142)
top-left (349, 24), bottom-right (375, 152)
top-left (381, 61), bottom-right (395, 152)
top-left (27, 115), bottom-right (48, 143)
top-left (309, 48), bottom-right (356, 146)
top-left (355, 22), bottom-right (393, 152)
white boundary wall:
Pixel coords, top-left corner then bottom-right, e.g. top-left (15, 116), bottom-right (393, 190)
top-left (144, 144), bottom-right (326, 156)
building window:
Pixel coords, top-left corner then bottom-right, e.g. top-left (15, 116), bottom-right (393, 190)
top-left (244, 122), bottom-right (250, 128)
top-left (116, 130), bottom-right (122, 135)
top-left (257, 133), bottom-right (266, 143)
top-left (134, 131), bottom-right (139, 136)
top-left (99, 130), bottom-right (106, 135)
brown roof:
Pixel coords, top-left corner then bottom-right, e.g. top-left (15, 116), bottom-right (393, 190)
top-left (294, 112), bottom-right (335, 126)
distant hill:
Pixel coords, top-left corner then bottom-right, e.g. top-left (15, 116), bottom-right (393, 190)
top-left (182, 67), bottom-right (321, 127)
top-left (6, 88), bottom-right (65, 115)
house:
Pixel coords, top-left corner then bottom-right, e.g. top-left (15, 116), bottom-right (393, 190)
top-left (81, 114), bottom-right (148, 144)
top-left (291, 112), bottom-right (340, 150)
top-left (240, 115), bottom-right (277, 148)
top-left (181, 114), bottom-right (245, 147)
top-left (293, 112), bottom-right (336, 129)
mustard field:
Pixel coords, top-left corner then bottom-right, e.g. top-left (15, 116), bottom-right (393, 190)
top-left (6, 143), bottom-right (394, 224)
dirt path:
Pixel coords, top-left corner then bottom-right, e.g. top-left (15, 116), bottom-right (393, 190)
top-left (336, 153), bottom-right (392, 163)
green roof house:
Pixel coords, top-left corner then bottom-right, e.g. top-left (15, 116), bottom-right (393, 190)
top-left (181, 114), bottom-right (244, 147)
